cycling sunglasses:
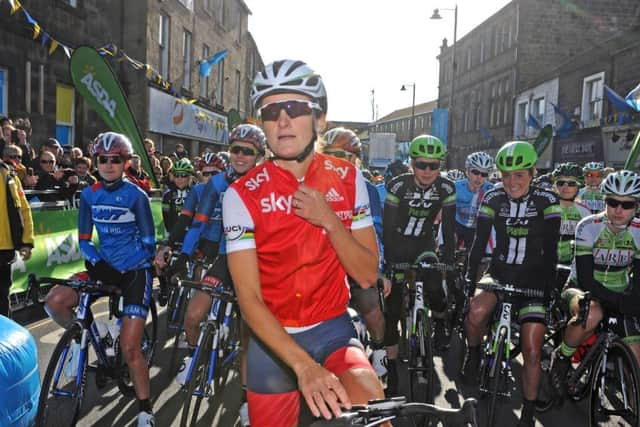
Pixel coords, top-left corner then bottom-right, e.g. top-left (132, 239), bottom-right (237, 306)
top-left (230, 145), bottom-right (258, 156)
top-left (413, 161), bottom-right (440, 171)
top-left (556, 180), bottom-right (578, 187)
top-left (97, 155), bottom-right (123, 165)
top-left (324, 150), bottom-right (349, 159)
top-left (173, 172), bottom-right (191, 178)
top-left (469, 169), bottom-right (489, 178)
top-left (585, 172), bottom-right (602, 178)
top-left (8, 155), bottom-right (22, 160)
top-left (40, 159), bottom-right (55, 164)
top-left (258, 99), bottom-right (321, 122)
top-left (201, 170), bottom-right (220, 177)
top-left (605, 198), bottom-right (636, 210)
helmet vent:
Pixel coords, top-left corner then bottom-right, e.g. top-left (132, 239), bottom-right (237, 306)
top-left (285, 60), bottom-right (306, 76)
top-left (282, 78), bottom-right (303, 87)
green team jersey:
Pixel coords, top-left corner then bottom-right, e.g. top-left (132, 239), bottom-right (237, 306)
top-left (558, 202), bottom-right (591, 264)
top-left (578, 187), bottom-right (605, 214)
top-left (573, 213), bottom-right (640, 292)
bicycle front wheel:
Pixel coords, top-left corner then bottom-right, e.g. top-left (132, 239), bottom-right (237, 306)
top-left (214, 305), bottom-right (242, 396)
top-left (36, 323), bottom-right (88, 427)
top-left (180, 324), bottom-right (215, 427)
top-left (589, 339), bottom-right (640, 427)
top-left (409, 311), bottom-right (435, 404)
top-left (486, 331), bottom-right (506, 427)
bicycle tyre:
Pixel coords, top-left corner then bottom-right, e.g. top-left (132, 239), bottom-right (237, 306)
top-left (409, 310), bottom-right (435, 404)
top-left (486, 330), bottom-right (506, 427)
top-left (36, 322), bottom-right (88, 427)
top-left (116, 298), bottom-right (159, 397)
top-left (588, 339), bottom-right (640, 427)
top-left (213, 305), bottom-right (241, 395)
top-left (180, 324), bottom-right (215, 427)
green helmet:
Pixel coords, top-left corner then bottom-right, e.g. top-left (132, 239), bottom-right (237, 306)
top-left (409, 135), bottom-right (445, 160)
top-left (172, 158), bottom-right (194, 174)
top-left (495, 141), bottom-right (537, 172)
top-left (552, 162), bottom-right (583, 183)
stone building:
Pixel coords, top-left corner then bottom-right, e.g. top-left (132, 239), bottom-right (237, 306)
top-left (436, 0), bottom-right (640, 168)
top-left (0, 0), bottom-right (262, 157)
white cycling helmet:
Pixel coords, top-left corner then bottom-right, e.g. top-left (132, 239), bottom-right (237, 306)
top-left (250, 59), bottom-right (327, 112)
top-left (600, 170), bottom-right (640, 199)
top-left (583, 161), bottom-right (605, 172)
top-left (446, 169), bottom-right (466, 182)
top-left (465, 151), bottom-right (495, 171)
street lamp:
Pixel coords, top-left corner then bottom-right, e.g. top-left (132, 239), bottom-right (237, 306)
top-left (431, 5), bottom-right (458, 166)
top-left (401, 83), bottom-right (416, 141)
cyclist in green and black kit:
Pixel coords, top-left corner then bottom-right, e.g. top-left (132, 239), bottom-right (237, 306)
top-left (578, 162), bottom-right (606, 214)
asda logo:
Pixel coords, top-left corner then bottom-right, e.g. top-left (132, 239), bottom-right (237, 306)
top-left (81, 72), bottom-right (117, 119)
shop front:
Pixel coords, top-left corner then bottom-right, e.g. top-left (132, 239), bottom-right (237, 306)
top-left (552, 127), bottom-right (604, 167)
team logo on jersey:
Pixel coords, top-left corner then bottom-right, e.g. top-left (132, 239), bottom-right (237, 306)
top-left (91, 205), bottom-right (135, 223)
top-left (324, 159), bottom-right (348, 180)
top-left (245, 168), bottom-right (270, 191)
top-left (260, 193), bottom-right (293, 214)
top-left (325, 187), bottom-right (344, 202)
top-left (593, 248), bottom-right (634, 267)
top-left (224, 224), bottom-right (245, 240)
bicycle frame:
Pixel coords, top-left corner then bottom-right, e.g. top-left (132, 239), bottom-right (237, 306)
top-left (484, 300), bottom-right (513, 396)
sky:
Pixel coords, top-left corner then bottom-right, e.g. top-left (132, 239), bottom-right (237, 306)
top-left (244, 0), bottom-right (511, 123)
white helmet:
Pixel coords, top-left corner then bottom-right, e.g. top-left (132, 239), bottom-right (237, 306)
top-left (465, 151), bottom-right (495, 171)
top-left (583, 161), bottom-right (605, 172)
top-left (446, 169), bottom-right (466, 182)
top-left (250, 59), bottom-right (327, 112)
top-left (600, 170), bottom-right (640, 199)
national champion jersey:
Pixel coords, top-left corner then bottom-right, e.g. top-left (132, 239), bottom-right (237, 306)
top-left (470, 186), bottom-right (562, 289)
top-left (558, 202), bottom-right (591, 264)
top-left (455, 179), bottom-right (494, 228)
top-left (578, 187), bottom-right (606, 214)
top-left (383, 173), bottom-right (456, 262)
top-left (78, 180), bottom-right (156, 272)
top-left (223, 154), bottom-right (373, 327)
top-left (574, 214), bottom-right (640, 293)
top-left (161, 184), bottom-right (192, 233)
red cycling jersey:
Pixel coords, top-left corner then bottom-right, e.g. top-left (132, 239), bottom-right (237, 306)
top-left (223, 153), bottom-right (373, 327)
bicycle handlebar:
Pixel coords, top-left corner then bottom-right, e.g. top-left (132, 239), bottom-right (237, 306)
top-left (174, 278), bottom-right (237, 303)
top-left (27, 273), bottom-right (122, 297)
top-left (308, 397), bottom-right (478, 427)
top-left (389, 261), bottom-right (456, 273)
top-left (477, 281), bottom-right (545, 299)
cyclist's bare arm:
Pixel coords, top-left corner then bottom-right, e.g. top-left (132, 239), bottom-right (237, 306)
top-left (228, 249), bottom-right (352, 419)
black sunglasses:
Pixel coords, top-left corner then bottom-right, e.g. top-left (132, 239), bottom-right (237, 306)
top-left (556, 179), bottom-right (578, 187)
top-left (414, 161), bottom-right (440, 171)
top-left (470, 169), bottom-right (489, 178)
top-left (605, 198), bottom-right (636, 210)
top-left (325, 150), bottom-right (348, 159)
top-left (201, 170), bottom-right (220, 177)
top-left (173, 172), bottom-right (191, 178)
top-left (97, 155), bottom-right (123, 165)
top-left (40, 159), bottom-right (55, 164)
top-left (258, 99), bottom-right (320, 122)
top-left (8, 155), bottom-right (22, 160)
top-left (230, 145), bottom-right (258, 156)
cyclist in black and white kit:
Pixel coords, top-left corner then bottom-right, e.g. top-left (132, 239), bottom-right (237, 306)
top-left (383, 134), bottom-right (456, 396)
top-left (462, 141), bottom-right (561, 427)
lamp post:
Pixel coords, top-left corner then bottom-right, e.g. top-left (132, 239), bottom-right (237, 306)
top-left (431, 5), bottom-right (458, 166)
top-left (401, 83), bottom-right (416, 141)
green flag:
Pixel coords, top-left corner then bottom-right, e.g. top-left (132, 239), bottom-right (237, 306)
top-left (70, 46), bottom-right (158, 187)
top-left (532, 125), bottom-right (553, 156)
top-left (625, 131), bottom-right (640, 170)
top-left (227, 108), bottom-right (243, 129)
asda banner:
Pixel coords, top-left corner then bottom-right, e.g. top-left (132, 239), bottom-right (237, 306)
top-left (70, 46), bottom-right (158, 187)
top-left (10, 201), bottom-right (165, 294)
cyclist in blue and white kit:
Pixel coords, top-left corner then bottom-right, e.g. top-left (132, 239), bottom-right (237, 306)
top-left (455, 152), bottom-right (495, 250)
top-left (45, 132), bottom-right (156, 427)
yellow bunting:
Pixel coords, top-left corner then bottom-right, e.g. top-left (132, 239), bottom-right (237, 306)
top-left (48, 39), bottom-right (59, 55)
top-left (10, 0), bottom-right (21, 15)
top-left (146, 65), bottom-right (154, 79)
top-left (32, 23), bottom-right (40, 39)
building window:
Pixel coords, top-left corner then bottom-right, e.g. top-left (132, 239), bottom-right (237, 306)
top-left (516, 101), bottom-right (528, 137)
top-left (504, 76), bottom-right (510, 94)
top-left (215, 58), bottom-right (225, 105)
top-left (532, 97), bottom-right (545, 125)
top-left (182, 30), bottom-right (192, 89)
top-left (490, 102), bottom-right (496, 127)
top-left (503, 99), bottom-right (509, 124)
top-left (218, 0), bottom-right (226, 27)
top-left (178, 0), bottom-right (193, 11)
top-left (479, 39), bottom-right (484, 63)
top-left (56, 84), bottom-right (74, 146)
top-left (475, 105), bottom-right (481, 130)
top-left (66, 0), bottom-right (78, 7)
top-left (237, 10), bottom-right (243, 43)
top-left (203, 0), bottom-right (212, 13)
top-left (581, 71), bottom-right (604, 125)
top-left (200, 44), bottom-right (209, 99)
top-left (508, 19), bottom-right (513, 48)
top-left (235, 69), bottom-right (241, 110)
top-left (466, 47), bottom-right (472, 71)
top-left (0, 67), bottom-right (7, 117)
top-left (159, 14), bottom-right (170, 78)
top-left (501, 22), bottom-right (507, 52)
top-left (493, 26), bottom-right (499, 56)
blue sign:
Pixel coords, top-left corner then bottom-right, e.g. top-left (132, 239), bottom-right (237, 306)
top-left (432, 108), bottom-right (449, 146)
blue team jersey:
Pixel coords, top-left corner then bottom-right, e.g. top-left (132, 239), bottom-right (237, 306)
top-left (78, 180), bottom-right (155, 272)
top-left (454, 179), bottom-right (494, 228)
top-left (366, 181), bottom-right (384, 272)
top-left (181, 174), bottom-right (228, 256)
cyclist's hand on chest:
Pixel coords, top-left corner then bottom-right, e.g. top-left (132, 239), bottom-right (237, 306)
top-left (296, 361), bottom-right (351, 420)
top-left (294, 184), bottom-right (340, 231)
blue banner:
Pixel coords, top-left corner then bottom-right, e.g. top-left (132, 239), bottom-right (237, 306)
top-left (432, 108), bottom-right (449, 146)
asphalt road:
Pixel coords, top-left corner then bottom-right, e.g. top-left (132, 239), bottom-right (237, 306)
top-left (19, 300), bottom-right (589, 427)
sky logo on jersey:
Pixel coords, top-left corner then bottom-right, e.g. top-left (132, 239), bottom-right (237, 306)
top-left (245, 168), bottom-right (270, 191)
top-left (324, 159), bottom-right (348, 180)
top-left (260, 193), bottom-right (293, 214)
top-left (91, 205), bottom-right (135, 223)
